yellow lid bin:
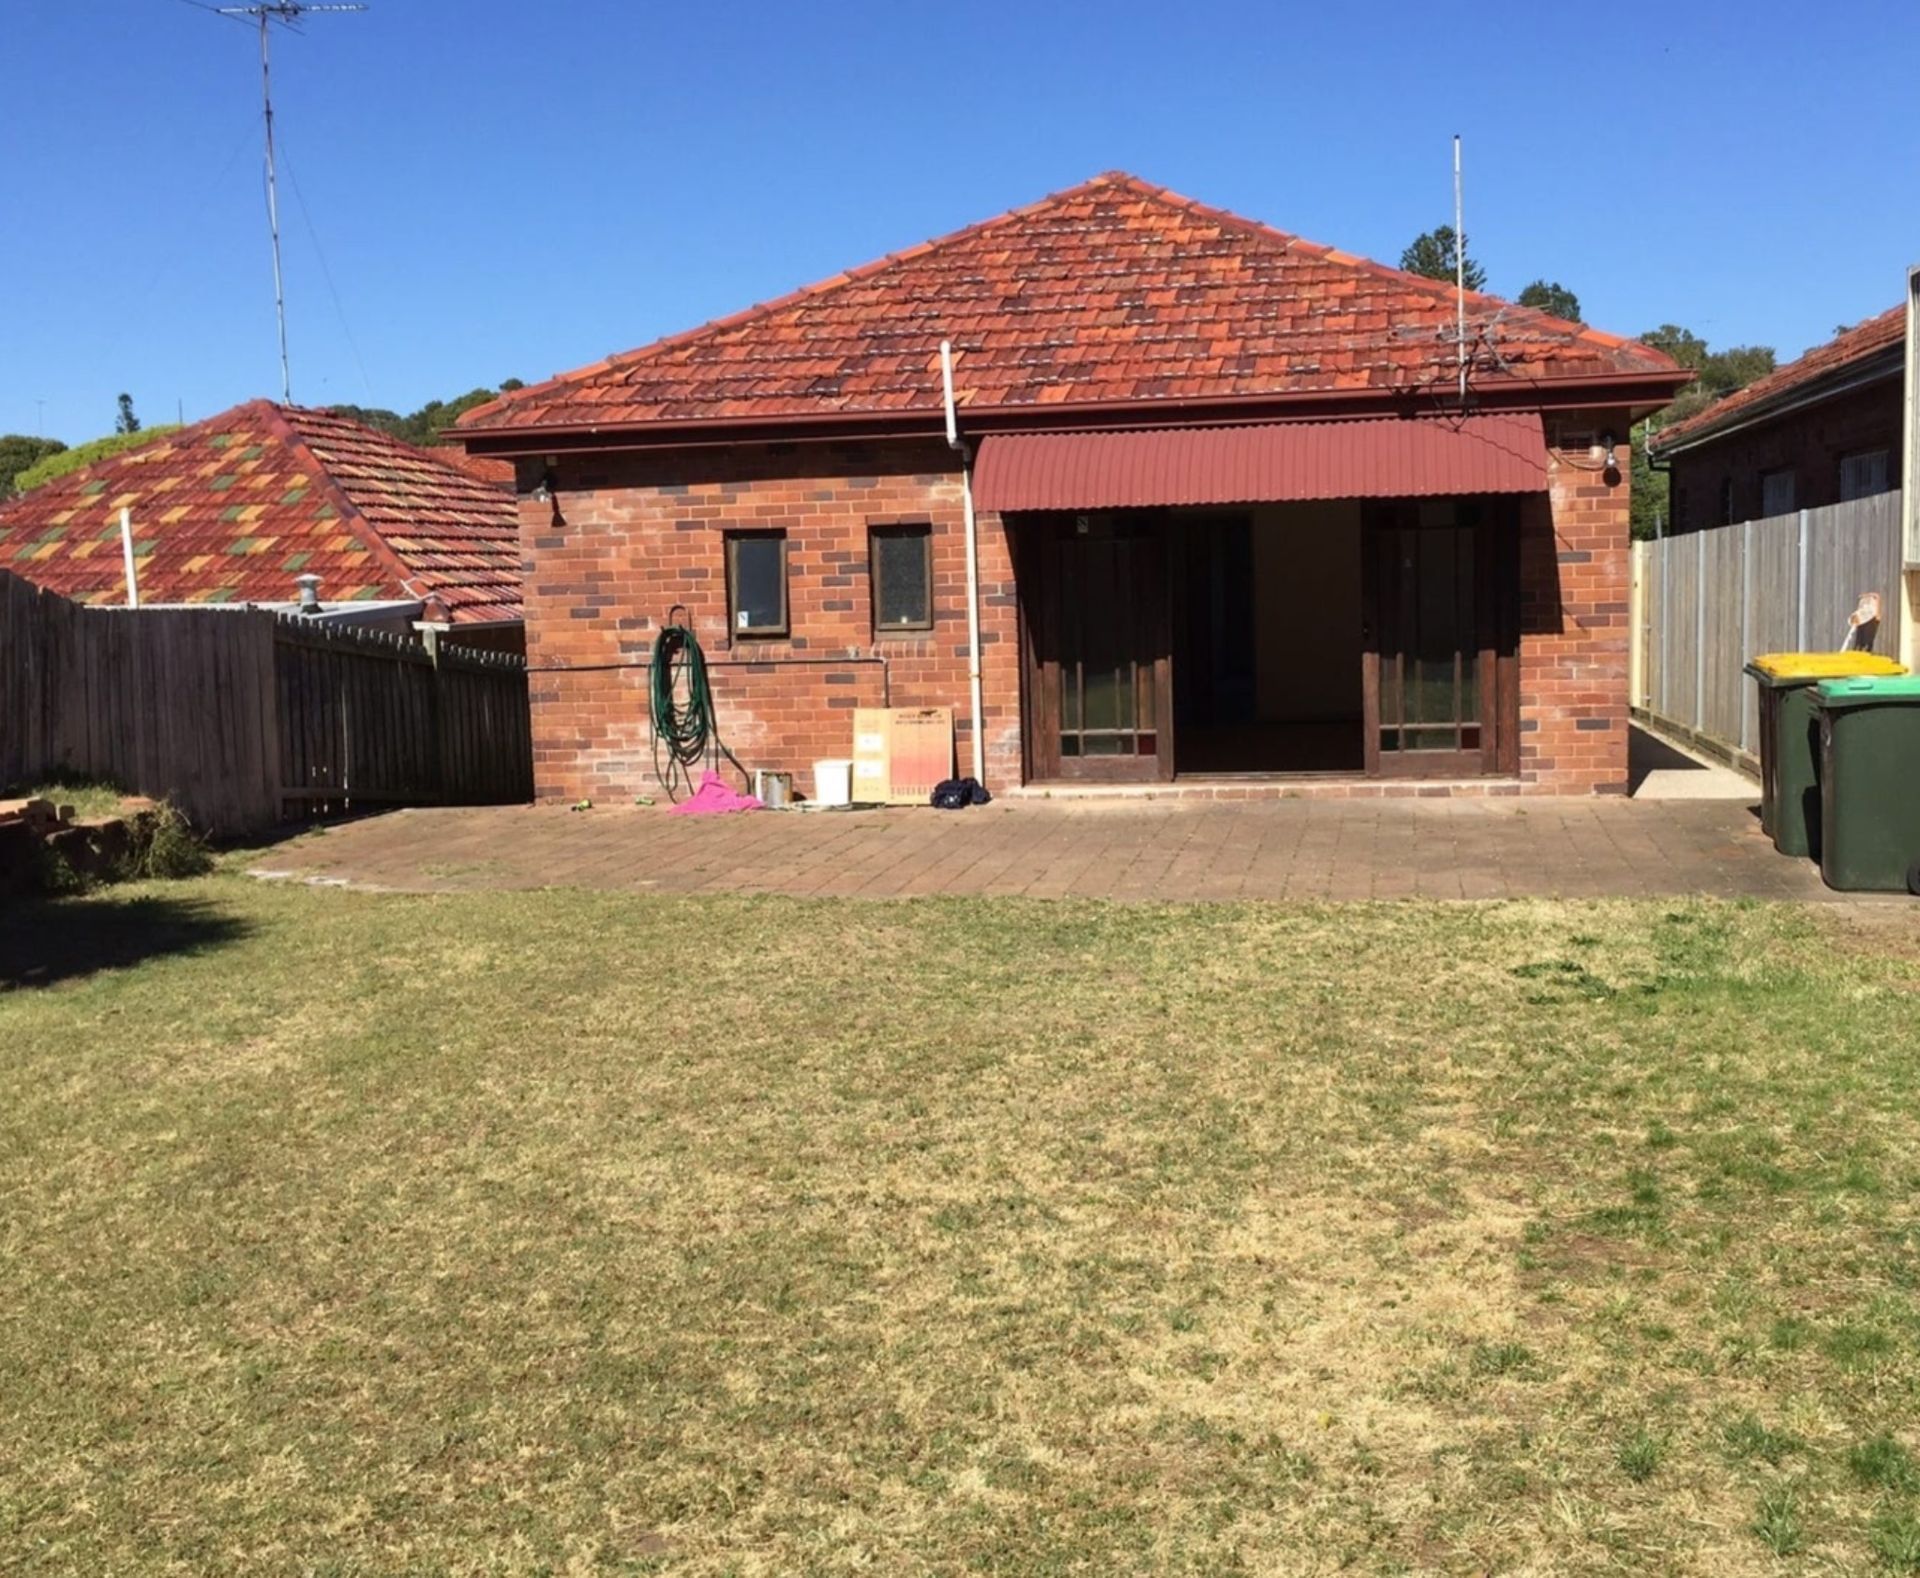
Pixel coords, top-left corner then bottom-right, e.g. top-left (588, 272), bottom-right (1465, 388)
top-left (1743, 651), bottom-right (1909, 857)
top-left (1745, 651), bottom-right (1908, 682)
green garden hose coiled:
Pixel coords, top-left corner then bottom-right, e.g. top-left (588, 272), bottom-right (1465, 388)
top-left (649, 610), bottom-right (747, 801)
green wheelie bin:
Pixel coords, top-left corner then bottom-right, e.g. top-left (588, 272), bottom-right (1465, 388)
top-left (1813, 675), bottom-right (1920, 893)
top-left (1743, 652), bottom-right (1907, 859)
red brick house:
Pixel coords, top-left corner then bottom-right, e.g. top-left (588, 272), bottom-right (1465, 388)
top-left (454, 174), bottom-right (1686, 799)
top-left (1649, 307), bottom-right (1905, 533)
top-left (0, 402), bottom-right (524, 647)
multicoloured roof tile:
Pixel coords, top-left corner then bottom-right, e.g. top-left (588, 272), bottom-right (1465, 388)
top-left (459, 171), bottom-right (1682, 435)
top-left (1650, 305), bottom-right (1905, 454)
top-left (0, 402), bottom-right (521, 623)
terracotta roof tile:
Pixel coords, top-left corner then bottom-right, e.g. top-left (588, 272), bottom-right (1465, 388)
top-left (460, 172), bottom-right (1680, 435)
top-left (0, 402), bottom-right (521, 624)
top-left (1650, 305), bottom-right (1905, 453)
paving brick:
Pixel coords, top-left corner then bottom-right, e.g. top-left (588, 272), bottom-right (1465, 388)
top-left (250, 793), bottom-right (1882, 907)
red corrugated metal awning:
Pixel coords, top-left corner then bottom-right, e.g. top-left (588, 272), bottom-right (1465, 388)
top-left (972, 412), bottom-right (1550, 512)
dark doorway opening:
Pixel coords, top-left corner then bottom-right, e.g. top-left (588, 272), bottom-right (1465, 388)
top-left (1015, 500), bottom-right (1520, 785)
top-left (1171, 508), bottom-right (1366, 776)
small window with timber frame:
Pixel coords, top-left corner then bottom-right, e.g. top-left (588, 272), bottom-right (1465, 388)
top-left (726, 530), bottom-right (788, 638)
top-left (869, 523), bottom-right (933, 634)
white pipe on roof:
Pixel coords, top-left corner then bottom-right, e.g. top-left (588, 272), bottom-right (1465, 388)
top-left (119, 507), bottom-right (139, 609)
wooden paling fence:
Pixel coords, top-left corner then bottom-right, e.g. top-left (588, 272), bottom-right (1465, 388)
top-left (1, 570), bottom-right (531, 834)
top-left (1631, 491), bottom-right (1905, 772)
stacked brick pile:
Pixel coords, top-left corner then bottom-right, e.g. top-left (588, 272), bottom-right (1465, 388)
top-left (0, 795), bottom-right (157, 894)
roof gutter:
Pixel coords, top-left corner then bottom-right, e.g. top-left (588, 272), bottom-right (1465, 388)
top-left (1651, 347), bottom-right (1903, 458)
top-left (448, 370), bottom-right (1691, 456)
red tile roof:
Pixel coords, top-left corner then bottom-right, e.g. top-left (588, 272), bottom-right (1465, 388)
top-left (1651, 306), bottom-right (1906, 453)
top-left (0, 402), bottom-right (521, 624)
top-left (427, 445), bottom-right (518, 488)
top-left (459, 172), bottom-right (1682, 436)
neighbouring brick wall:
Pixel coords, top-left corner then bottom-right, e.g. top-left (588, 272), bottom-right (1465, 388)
top-left (1517, 411), bottom-right (1634, 795)
top-left (520, 439), bottom-right (1019, 803)
top-left (1665, 379), bottom-right (1901, 533)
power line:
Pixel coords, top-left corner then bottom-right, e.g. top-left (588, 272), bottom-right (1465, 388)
top-left (277, 137), bottom-right (376, 403)
top-left (188, 1), bottom-right (367, 404)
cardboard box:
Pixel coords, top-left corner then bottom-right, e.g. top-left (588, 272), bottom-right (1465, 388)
top-left (850, 707), bottom-right (954, 804)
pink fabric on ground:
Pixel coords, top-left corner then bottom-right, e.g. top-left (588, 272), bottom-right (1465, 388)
top-left (667, 771), bottom-right (764, 815)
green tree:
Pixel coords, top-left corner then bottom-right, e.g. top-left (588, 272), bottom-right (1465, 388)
top-left (1517, 280), bottom-right (1581, 322)
top-left (11, 427), bottom-right (179, 496)
top-left (1630, 326), bottom-right (1778, 539)
top-left (329, 379), bottom-right (522, 447)
top-left (1629, 420), bottom-right (1666, 541)
top-left (115, 393), bottom-right (140, 435)
top-left (1639, 325), bottom-right (1775, 425)
top-left (1400, 225), bottom-right (1486, 291)
top-left (0, 435), bottom-right (67, 498)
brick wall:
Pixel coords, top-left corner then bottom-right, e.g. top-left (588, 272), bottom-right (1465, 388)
top-left (520, 439), bottom-right (1019, 803)
top-left (1665, 378), bottom-right (1901, 533)
top-left (521, 417), bottom-right (1634, 801)
top-left (1515, 412), bottom-right (1633, 795)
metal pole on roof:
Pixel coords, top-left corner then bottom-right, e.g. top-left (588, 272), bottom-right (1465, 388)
top-left (1454, 134), bottom-right (1467, 406)
top-left (204, 3), bottom-right (366, 404)
top-left (257, 9), bottom-right (292, 403)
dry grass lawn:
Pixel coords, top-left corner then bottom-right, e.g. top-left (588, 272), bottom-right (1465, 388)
top-left (3, 877), bottom-right (1919, 1573)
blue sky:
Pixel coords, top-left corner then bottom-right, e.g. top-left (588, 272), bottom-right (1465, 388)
top-left (6, 0), bottom-right (1917, 444)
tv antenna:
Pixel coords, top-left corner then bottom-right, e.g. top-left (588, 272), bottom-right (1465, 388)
top-left (1453, 133), bottom-right (1468, 405)
top-left (196, 1), bottom-right (366, 403)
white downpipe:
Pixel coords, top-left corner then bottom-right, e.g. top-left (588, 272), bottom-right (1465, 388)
top-left (119, 506), bottom-right (139, 609)
top-left (941, 339), bottom-right (987, 786)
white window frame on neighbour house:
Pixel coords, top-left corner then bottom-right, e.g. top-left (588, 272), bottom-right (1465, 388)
top-left (1761, 468), bottom-right (1796, 519)
top-left (1839, 449), bottom-right (1890, 502)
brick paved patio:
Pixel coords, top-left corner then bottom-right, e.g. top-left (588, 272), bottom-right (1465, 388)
top-left (246, 793), bottom-right (1863, 903)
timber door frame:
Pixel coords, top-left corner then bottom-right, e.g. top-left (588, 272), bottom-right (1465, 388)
top-left (1361, 499), bottom-right (1521, 779)
top-left (1017, 512), bottom-right (1175, 783)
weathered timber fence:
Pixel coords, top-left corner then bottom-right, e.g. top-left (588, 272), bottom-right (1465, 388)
top-left (1631, 491), bottom-right (1905, 772)
top-left (1, 570), bottom-right (531, 834)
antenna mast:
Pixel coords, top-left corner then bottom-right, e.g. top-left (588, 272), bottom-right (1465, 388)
top-left (1453, 133), bottom-right (1467, 405)
top-left (209, 1), bottom-right (366, 403)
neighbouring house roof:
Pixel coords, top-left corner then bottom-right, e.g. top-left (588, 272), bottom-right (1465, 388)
top-left (456, 172), bottom-right (1684, 440)
top-left (1651, 306), bottom-right (1906, 456)
top-left (0, 402), bottom-right (522, 624)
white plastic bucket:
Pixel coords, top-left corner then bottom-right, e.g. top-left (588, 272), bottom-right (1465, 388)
top-left (813, 759), bottom-right (853, 807)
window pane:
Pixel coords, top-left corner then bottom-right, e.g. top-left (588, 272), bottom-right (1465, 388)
top-left (1082, 664), bottom-right (1134, 731)
top-left (873, 528), bottom-right (930, 628)
top-left (1840, 450), bottom-right (1889, 502)
top-left (732, 535), bottom-right (784, 631)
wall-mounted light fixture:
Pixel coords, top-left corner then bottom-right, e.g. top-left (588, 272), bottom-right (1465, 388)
top-left (1601, 430), bottom-right (1621, 479)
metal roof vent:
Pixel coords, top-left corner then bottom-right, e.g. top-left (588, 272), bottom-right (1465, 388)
top-left (294, 573), bottom-right (322, 613)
